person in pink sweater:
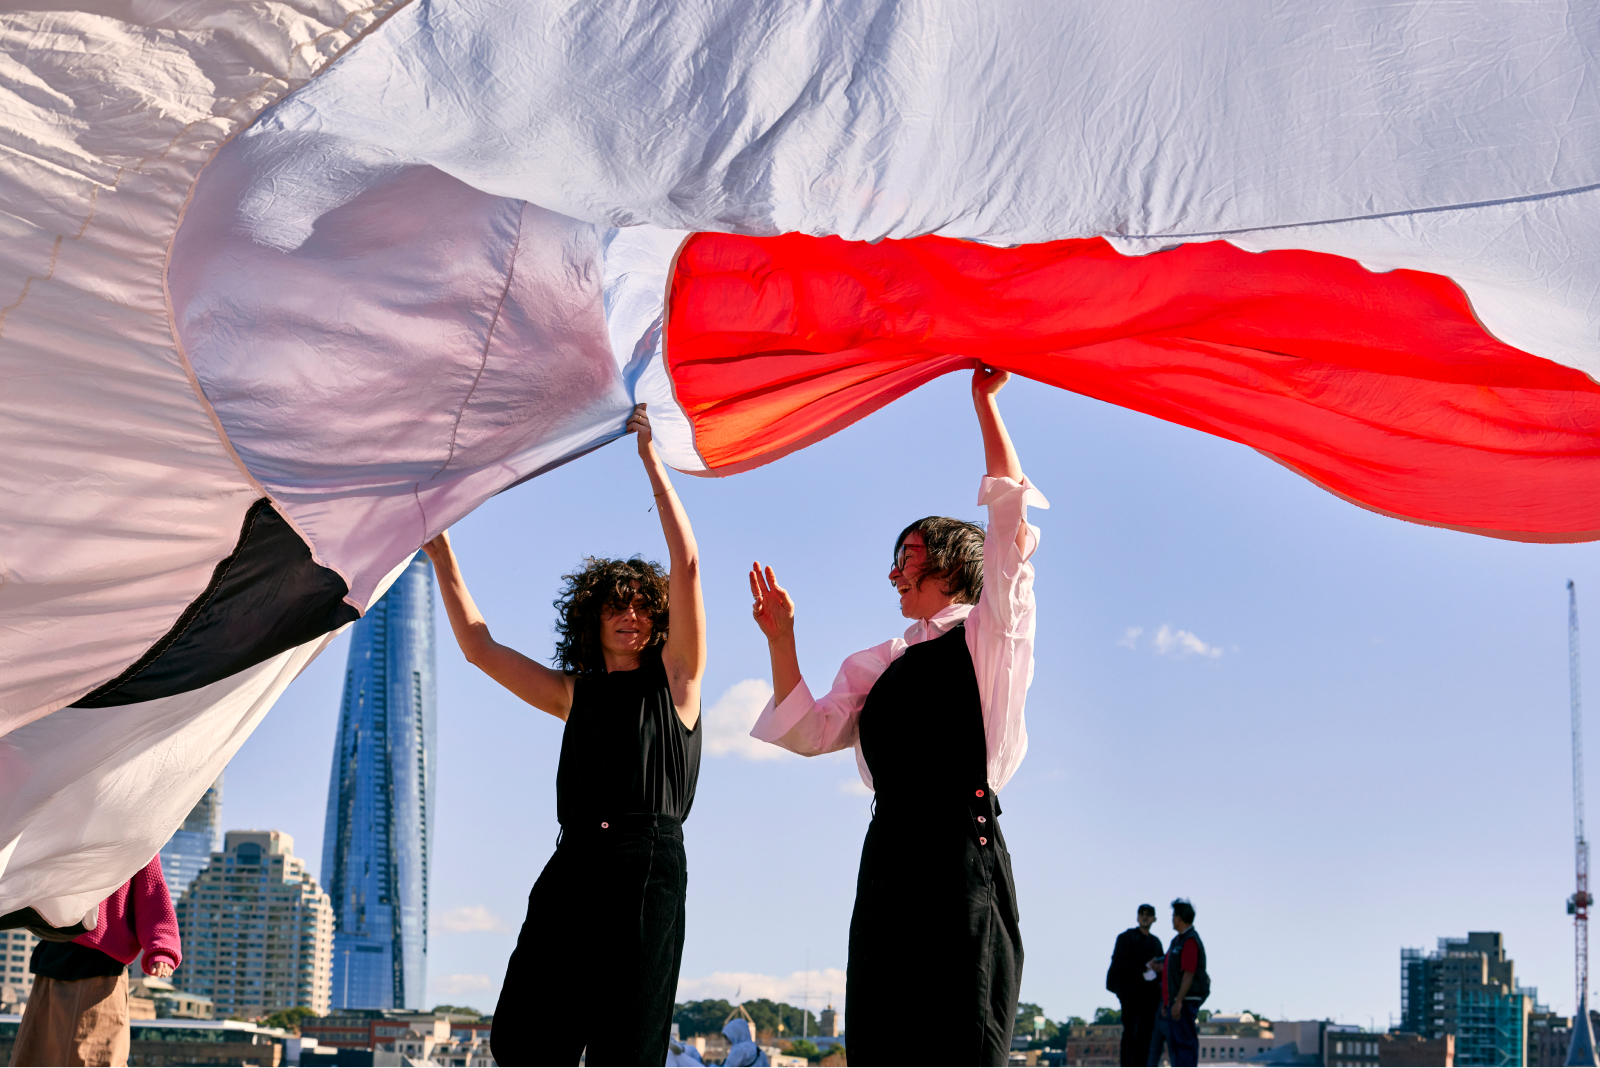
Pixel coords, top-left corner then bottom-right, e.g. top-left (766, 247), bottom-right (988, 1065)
top-left (9, 855), bottom-right (181, 1067)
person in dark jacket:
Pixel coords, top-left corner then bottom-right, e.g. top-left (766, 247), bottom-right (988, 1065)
top-left (1105, 904), bottom-right (1163, 1065)
top-left (1148, 898), bottom-right (1208, 1068)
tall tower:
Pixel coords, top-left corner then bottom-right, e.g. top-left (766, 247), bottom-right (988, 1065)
top-left (158, 773), bottom-right (223, 899)
top-left (321, 555), bottom-right (436, 1010)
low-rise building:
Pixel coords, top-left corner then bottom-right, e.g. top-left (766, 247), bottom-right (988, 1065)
top-left (130, 975), bottom-right (215, 1019)
top-left (1377, 1031), bottom-right (1454, 1065)
top-left (1061, 1022), bottom-right (1120, 1065)
top-left (1, 1014), bottom-right (292, 1067)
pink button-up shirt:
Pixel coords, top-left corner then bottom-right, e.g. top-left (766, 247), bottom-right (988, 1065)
top-left (750, 475), bottom-right (1047, 792)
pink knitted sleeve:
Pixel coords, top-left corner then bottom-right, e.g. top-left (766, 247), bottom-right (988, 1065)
top-left (133, 855), bottom-right (182, 971)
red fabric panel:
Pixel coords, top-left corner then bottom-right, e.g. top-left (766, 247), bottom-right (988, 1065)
top-left (665, 233), bottom-right (1600, 541)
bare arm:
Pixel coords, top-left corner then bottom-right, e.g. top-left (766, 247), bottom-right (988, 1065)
top-left (750, 563), bottom-right (802, 705)
top-left (421, 532), bottom-right (574, 720)
top-left (1172, 970), bottom-right (1196, 1016)
top-left (631, 405), bottom-right (705, 728)
top-left (972, 366), bottom-right (1026, 550)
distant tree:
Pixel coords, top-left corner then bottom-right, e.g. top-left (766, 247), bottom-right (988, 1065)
top-left (1198, 1009), bottom-right (1211, 1022)
top-left (1066, 1015), bottom-right (1087, 1029)
top-left (261, 1006), bottom-right (316, 1033)
top-left (1094, 1007), bottom-right (1122, 1025)
top-left (744, 997), bottom-right (819, 1038)
top-left (674, 999), bottom-right (733, 1039)
top-left (1016, 1002), bottom-right (1046, 1027)
top-left (429, 1004), bottom-right (482, 1019)
top-left (787, 1039), bottom-right (824, 1062)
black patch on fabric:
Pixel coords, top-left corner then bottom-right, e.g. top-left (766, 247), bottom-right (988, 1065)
top-left (0, 907), bottom-right (89, 941)
top-left (71, 498), bottom-right (359, 707)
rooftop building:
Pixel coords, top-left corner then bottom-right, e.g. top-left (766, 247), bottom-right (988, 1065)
top-left (171, 830), bottom-right (335, 1018)
top-left (1398, 932), bottom-right (1532, 1067)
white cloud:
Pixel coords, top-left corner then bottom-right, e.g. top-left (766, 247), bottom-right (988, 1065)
top-left (678, 968), bottom-right (849, 1007)
top-left (704, 679), bottom-right (791, 760)
top-left (1152, 623), bottom-right (1223, 658)
top-left (1118, 626), bottom-right (1143, 649)
top-left (437, 905), bottom-right (508, 933)
top-left (432, 973), bottom-right (494, 996)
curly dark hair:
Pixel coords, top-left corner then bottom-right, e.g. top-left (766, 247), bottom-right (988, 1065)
top-left (552, 556), bottom-right (669, 675)
top-left (894, 516), bottom-right (986, 604)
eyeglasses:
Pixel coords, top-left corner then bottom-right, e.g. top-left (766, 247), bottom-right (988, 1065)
top-left (892, 542), bottom-right (924, 572)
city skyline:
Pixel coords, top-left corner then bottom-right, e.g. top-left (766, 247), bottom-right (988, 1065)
top-left (320, 555), bottom-right (438, 1011)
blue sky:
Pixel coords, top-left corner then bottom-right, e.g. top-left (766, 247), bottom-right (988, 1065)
top-left (226, 371), bottom-right (1600, 1028)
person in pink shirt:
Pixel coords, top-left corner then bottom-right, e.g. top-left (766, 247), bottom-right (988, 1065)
top-left (9, 855), bottom-right (180, 1067)
top-left (747, 366), bottom-right (1045, 1065)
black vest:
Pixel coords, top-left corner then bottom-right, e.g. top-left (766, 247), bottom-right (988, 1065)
top-left (858, 623), bottom-right (988, 806)
top-left (1167, 927), bottom-right (1209, 1003)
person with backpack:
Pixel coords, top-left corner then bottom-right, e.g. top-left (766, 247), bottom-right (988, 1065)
top-left (1105, 904), bottom-right (1163, 1065)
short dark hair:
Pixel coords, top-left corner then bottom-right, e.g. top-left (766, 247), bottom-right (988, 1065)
top-left (552, 556), bottom-right (669, 675)
top-left (1137, 904), bottom-right (1156, 916)
top-left (895, 517), bottom-right (985, 604)
top-left (1171, 898), bottom-right (1195, 924)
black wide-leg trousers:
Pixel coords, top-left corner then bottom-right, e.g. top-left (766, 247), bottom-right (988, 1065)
top-left (845, 793), bottom-right (1022, 1066)
top-left (491, 816), bottom-right (686, 1066)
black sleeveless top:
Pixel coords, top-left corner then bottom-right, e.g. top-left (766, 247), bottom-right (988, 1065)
top-left (555, 644), bottom-right (701, 828)
top-left (858, 623), bottom-right (988, 806)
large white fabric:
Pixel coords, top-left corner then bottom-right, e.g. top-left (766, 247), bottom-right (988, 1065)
top-left (227, 0), bottom-right (1600, 378)
top-left (5, 0), bottom-right (1600, 921)
top-left (0, 0), bottom-right (410, 732)
top-left (0, 631), bottom-right (342, 926)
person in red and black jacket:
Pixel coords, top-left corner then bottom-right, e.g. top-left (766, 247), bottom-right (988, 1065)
top-left (1148, 897), bottom-right (1208, 1067)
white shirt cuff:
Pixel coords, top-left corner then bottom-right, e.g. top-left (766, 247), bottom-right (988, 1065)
top-left (978, 473), bottom-right (1049, 509)
top-left (749, 678), bottom-right (817, 742)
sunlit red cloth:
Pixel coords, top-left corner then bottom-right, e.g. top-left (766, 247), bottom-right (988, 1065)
top-left (666, 234), bottom-right (1600, 540)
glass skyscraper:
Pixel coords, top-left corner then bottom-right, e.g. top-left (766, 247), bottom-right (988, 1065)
top-left (159, 773), bottom-right (222, 899)
top-left (321, 555), bottom-right (436, 1010)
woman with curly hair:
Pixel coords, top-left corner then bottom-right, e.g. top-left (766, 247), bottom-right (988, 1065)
top-left (421, 403), bottom-right (704, 1066)
top-left (747, 367), bottom-right (1046, 1066)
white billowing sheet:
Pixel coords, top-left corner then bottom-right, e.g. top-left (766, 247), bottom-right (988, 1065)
top-left (6, 0), bottom-right (1600, 925)
top-left (0, 0), bottom-right (408, 732)
top-left (0, 631), bottom-right (342, 926)
top-left (219, 0), bottom-right (1600, 376)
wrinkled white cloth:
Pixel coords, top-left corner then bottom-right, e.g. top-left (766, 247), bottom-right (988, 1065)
top-left (750, 476), bottom-right (1047, 791)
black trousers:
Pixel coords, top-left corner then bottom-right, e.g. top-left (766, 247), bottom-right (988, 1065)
top-left (491, 816), bottom-right (686, 1066)
top-left (1118, 996), bottom-right (1158, 1066)
top-left (845, 794), bottom-right (1022, 1066)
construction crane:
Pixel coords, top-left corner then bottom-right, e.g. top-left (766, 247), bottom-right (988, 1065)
top-left (1568, 580), bottom-right (1597, 1066)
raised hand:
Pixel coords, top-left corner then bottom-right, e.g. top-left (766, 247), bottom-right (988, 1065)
top-left (972, 364), bottom-right (1010, 397)
top-left (749, 561), bottom-right (795, 642)
top-left (627, 402), bottom-right (653, 458)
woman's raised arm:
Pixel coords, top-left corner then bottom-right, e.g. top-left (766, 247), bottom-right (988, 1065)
top-left (421, 532), bottom-right (574, 720)
top-left (972, 365), bottom-right (1028, 550)
top-left (631, 404), bottom-right (706, 728)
